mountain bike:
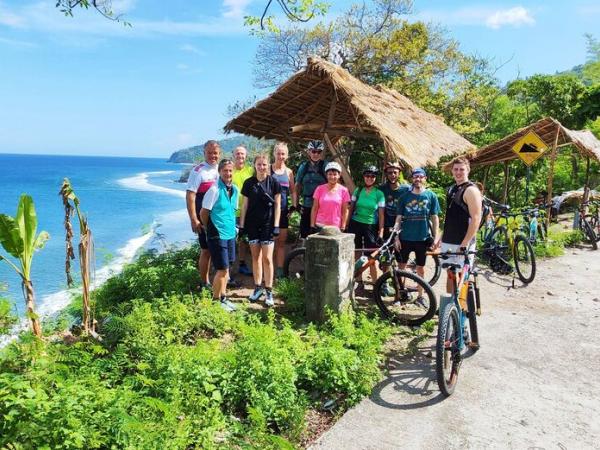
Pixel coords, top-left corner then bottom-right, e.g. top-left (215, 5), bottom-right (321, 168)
top-left (284, 233), bottom-right (441, 287)
top-left (436, 248), bottom-right (481, 397)
top-left (577, 200), bottom-right (599, 250)
top-left (479, 199), bottom-right (536, 284)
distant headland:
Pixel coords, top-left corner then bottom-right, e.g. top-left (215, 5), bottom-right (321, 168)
top-left (167, 135), bottom-right (271, 163)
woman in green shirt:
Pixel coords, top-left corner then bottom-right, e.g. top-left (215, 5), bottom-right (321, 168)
top-left (349, 165), bottom-right (385, 285)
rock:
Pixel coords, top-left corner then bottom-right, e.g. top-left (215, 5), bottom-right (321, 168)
top-left (547, 290), bottom-right (555, 296)
top-left (593, 298), bottom-right (599, 302)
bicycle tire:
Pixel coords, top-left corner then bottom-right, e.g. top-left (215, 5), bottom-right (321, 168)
top-left (283, 247), bottom-right (306, 279)
top-left (483, 226), bottom-right (513, 274)
top-left (466, 284), bottom-right (479, 351)
top-left (513, 235), bottom-right (536, 283)
top-left (373, 269), bottom-right (436, 326)
top-left (405, 254), bottom-right (441, 286)
top-left (436, 303), bottom-right (461, 397)
top-left (580, 219), bottom-right (598, 250)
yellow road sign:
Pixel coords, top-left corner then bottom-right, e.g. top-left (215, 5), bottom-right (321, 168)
top-left (511, 131), bottom-right (548, 166)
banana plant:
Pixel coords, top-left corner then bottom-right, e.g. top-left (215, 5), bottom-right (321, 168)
top-left (59, 178), bottom-right (94, 334)
top-left (0, 194), bottom-right (49, 338)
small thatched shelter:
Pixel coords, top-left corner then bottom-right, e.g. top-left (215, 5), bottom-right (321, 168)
top-left (443, 117), bottom-right (600, 223)
top-left (225, 57), bottom-right (474, 177)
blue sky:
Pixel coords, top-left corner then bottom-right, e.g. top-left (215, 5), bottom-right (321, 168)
top-left (0, 0), bottom-right (598, 158)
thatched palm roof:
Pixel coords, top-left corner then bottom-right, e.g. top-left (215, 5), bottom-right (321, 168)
top-left (446, 117), bottom-right (600, 170)
top-left (224, 57), bottom-right (474, 168)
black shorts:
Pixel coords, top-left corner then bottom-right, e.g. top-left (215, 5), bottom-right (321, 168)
top-left (198, 229), bottom-right (208, 249)
top-left (247, 224), bottom-right (274, 244)
top-left (279, 207), bottom-right (289, 229)
top-left (399, 240), bottom-right (428, 266)
top-left (300, 205), bottom-right (312, 238)
top-left (207, 238), bottom-right (236, 270)
top-left (349, 219), bottom-right (378, 253)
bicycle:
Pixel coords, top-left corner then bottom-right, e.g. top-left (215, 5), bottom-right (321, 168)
top-left (479, 198), bottom-right (536, 284)
top-left (436, 248), bottom-right (481, 397)
top-left (284, 233), bottom-right (441, 287)
top-left (285, 230), bottom-right (437, 326)
top-left (577, 200), bottom-right (599, 250)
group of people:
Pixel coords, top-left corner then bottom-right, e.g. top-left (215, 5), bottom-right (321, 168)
top-left (186, 138), bottom-right (482, 310)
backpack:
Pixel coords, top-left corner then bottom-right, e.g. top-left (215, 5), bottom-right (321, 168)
top-left (447, 182), bottom-right (490, 230)
top-left (296, 160), bottom-right (326, 185)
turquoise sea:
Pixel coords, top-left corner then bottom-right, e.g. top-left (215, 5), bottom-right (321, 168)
top-left (0, 153), bottom-right (193, 318)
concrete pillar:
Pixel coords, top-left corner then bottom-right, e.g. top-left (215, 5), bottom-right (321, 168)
top-left (305, 226), bottom-right (355, 323)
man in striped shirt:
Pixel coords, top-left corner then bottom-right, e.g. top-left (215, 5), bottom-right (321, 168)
top-left (186, 140), bottom-right (220, 289)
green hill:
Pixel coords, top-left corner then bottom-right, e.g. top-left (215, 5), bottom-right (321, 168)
top-left (167, 135), bottom-right (273, 163)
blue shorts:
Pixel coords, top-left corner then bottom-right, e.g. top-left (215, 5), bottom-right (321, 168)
top-left (207, 238), bottom-right (236, 270)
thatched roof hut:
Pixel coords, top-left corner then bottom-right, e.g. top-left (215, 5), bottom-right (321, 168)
top-left (444, 117), bottom-right (600, 169)
top-left (224, 57), bottom-right (474, 169)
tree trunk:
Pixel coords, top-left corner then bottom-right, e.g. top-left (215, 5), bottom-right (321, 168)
top-left (79, 231), bottom-right (91, 333)
top-left (24, 280), bottom-right (42, 338)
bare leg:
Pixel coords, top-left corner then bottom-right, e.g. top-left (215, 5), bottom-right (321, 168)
top-left (415, 265), bottom-right (425, 296)
top-left (198, 249), bottom-right (211, 285)
top-left (262, 243), bottom-right (275, 288)
top-left (250, 244), bottom-right (263, 287)
top-left (274, 228), bottom-right (288, 273)
top-left (212, 269), bottom-right (229, 299)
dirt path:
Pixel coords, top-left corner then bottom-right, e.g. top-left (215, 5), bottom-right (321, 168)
top-left (311, 248), bottom-right (600, 449)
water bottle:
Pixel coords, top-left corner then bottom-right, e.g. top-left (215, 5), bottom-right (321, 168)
top-left (529, 217), bottom-right (538, 241)
top-left (354, 256), bottom-right (368, 271)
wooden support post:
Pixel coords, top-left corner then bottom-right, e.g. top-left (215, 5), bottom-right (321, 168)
top-left (323, 133), bottom-right (356, 193)
top-left (545, 125), bottom-right (561, 227)
top-left (502, 161), bottom-right (510, 204)
top-left (583, 157), bottom-right (591, 207)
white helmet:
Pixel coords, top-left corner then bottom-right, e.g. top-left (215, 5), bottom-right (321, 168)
top-left (325, 162), bottom-right (342, 173)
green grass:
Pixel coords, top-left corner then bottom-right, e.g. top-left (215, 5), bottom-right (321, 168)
top-left (0, 245), bottom-right (393, 449)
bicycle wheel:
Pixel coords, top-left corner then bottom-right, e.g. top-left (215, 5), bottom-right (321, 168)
top-left (283, 247), bottom-right (306, 279)
top-left (513, 235), bottom-right (536, 283)
top-left (436, 303), bottom-right (462, 397)
top-left (483, 226), bottom-right (512, 274)
top-left (405, 254), bottom-right (441, 286)
top-left (580, 218), bottom-right (598, 250)
top-left (373, 269), bottom-right (436, 326)
top-left (466, 284), bottom-right (479, 351)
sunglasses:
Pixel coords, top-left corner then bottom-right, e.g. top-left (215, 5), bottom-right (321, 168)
top-left (363, 174), bottom-right (376, 178)
top-left (310, 149), bottom-right (323, 154)
top-left (412, 175), bottom-right (426, 179)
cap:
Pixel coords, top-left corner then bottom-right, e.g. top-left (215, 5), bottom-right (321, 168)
top-left (325, 161), bottom-right (342, 173)
top-left (412, 167), bottom-right (427, 177)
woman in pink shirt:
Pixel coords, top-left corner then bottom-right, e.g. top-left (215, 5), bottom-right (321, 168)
top-left (310, 162), bottom-right (351, 232)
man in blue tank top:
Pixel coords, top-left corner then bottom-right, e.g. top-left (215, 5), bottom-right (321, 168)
top-left (438, 157), bottom-right (482, 293)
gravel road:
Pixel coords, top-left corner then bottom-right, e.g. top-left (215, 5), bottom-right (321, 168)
top-left (311, 248), bottom-right (600, 449)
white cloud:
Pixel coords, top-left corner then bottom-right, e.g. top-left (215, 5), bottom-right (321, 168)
top-left (485, 6), bottom-right (534, 29)
top-left (0, 1), bottom-right (25, 27)
top-left (0, 1), bottom-right (247, 37)
top-left (415, 5), bottom-right (535, 30)
top-left (180, 43), bottom-right (206, 55)
top-left (222, 0), bottom-right (252, 18)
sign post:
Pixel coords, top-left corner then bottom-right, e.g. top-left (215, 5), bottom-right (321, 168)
top-left (511, 131), bottom-right (548, 203)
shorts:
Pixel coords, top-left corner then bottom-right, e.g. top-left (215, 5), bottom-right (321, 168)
top-left (398, 240), bottom-right (428, 266)
top-left (300, 205), bottom-right (312, 238)
top-left (349, 219), bottom-right (378, 253)
top-left (440, 240), bottom-right (476, 269)
top-left (247, 224), bottom-right (274, 245)
top-left (198, 229), bottom-right (208, 249)
top-left (207, 238), bottom-right (236, 270)
top-left (279, 208), bottom-right (289, 229)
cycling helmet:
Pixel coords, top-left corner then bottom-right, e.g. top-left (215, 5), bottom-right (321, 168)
top-left (384, 161), bottom-right (402, 171)
top-left (307, 140), bottom-right (325, 151)
top-left (325, 161), bottom-right (342, 173)
top-left (362, 165), bottom-right (379, 176)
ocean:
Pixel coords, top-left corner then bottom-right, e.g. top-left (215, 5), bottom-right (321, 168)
top-left (0, 153), bottom-right (193, 319)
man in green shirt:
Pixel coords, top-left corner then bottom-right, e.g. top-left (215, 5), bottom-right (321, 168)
top-left (232, 145), bottom-right (254, 276)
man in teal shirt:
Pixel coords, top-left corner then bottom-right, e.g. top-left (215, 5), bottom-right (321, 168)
top-left (393, 168), bottom-right (440, 299)
top-left (200, 159), bottom-right (239, 312)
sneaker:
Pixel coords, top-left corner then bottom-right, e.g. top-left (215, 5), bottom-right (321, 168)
top-left (381, 283), bottom-right (394, 297)
top-left (265, 290), bottom-right (275, 307)
top-left (219, 298), bottom-right (237, 312)
top-left (249, 286), bottom-right (265, 302)
top-left (199, 282), bottom-right (212, 292)
top-left (228, 278), bottom-right (240, 288)
top-left (238, 264), bottom-right (253, 276)
top-left (415, 296), bottom-right (427, 308)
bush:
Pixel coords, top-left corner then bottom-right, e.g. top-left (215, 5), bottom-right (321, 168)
top-left (0, 297), bottom-right (17, 335)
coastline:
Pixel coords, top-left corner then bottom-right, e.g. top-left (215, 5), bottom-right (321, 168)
top-left (1, 169), bottom-right (192, 347)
